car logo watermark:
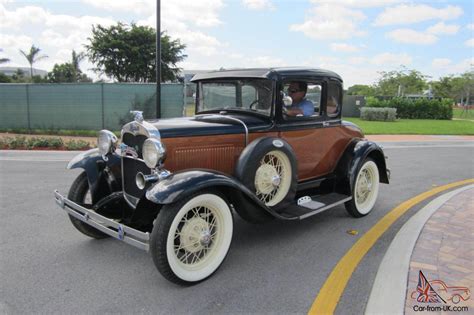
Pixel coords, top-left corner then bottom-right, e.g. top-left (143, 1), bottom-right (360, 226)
top-left (410, 270), bottom-right (470, 312)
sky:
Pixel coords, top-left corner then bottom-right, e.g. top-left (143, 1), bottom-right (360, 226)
top-left (1, 0), bottom-right (473, 87)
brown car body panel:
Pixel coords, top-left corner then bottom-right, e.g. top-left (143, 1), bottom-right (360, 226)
top-left (161, 124), bottom-right (361, 181)
top-left (161, 131), bottom-right (278, 175)
top-left (279, 125), bottom-right (362, 181)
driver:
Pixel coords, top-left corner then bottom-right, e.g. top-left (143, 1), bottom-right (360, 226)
top-left (285, 81), bottom-right (314, 117)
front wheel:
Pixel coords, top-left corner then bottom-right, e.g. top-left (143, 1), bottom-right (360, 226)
top-left (345, 158), bottom-right (380, 217)
top-left (150, 191), bottom-right (233, 285)
top-left (67, 172), bottom-right (109, 239)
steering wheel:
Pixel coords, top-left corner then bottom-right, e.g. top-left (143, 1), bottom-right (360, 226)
top-left (249, 99), bottom-right (260, 110)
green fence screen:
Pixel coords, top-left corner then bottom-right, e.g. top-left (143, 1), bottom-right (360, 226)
top-left (0, 83), bottom-right (185, 130)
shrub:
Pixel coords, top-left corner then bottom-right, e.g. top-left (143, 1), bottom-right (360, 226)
top-left (0, 136), bottom-right (70, 149)
top-left (360, 107), bottom-right (397, 121)
top-left (65, 139), bottom-right (91, 150)
top-left (6, 136), bottom-right (27, 148)
top-left (365, 97), bottom-right (453, 120)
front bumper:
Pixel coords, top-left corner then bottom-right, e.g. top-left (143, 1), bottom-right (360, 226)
top-left (54, 190), bottom-right (150, 251)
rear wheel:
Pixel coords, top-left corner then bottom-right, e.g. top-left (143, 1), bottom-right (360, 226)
top-left (67, 172), bottom-right (109, 239)
top-left (235, 138), bottom-right (297, 223)
top-left (150, 191), bottom-right (233, 285)
top-left (345, 158), bottom-right (380, 217)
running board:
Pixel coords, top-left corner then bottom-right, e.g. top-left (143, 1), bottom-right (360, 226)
top-left (279, 193), bottom-right (351, 220)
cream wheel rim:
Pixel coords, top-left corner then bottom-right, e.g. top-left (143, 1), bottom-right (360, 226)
top-left (254, 150), bottom-right (292, 207)
top-left (166, 194), bottom-right (233, 282)
top-left (354, 161), bottom-right (379, 214)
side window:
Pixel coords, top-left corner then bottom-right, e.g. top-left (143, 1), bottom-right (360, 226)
top-left (327, 82), bottom-right (341, 117)
top-left (282, 81), bottom-right (321, 119)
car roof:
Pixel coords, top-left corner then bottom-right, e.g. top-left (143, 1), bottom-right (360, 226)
top-left (190, 67), bottom-right (342, 82)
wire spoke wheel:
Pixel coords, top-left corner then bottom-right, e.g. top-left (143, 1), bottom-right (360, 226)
top-left (151, 192), bottom-right (233, 284)
top-left (173, 205), bottom-right (219, 266)
top-left (254, 150), bottom-right (292, 207)
top-left (353, 160), bottom-right (379, 215)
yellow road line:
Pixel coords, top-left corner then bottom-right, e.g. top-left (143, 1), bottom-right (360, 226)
top-left (308, 178), bottom-right (474, 315)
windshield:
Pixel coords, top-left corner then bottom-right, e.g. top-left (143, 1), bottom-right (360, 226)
top-left (197, 79), bottom-right (273, 115)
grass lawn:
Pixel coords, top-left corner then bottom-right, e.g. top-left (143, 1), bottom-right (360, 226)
top-left (453, 108), bottom-right (474, 120)
top-left (344, 118), bottom-right (474, 135)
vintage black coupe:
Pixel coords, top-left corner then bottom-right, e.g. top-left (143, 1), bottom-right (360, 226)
top-left (54, 67), bottom-right (389, 284)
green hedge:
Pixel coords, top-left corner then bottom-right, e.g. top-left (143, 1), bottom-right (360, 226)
top-left (360, 107), bottom-right (397, 121)
top-left (0, 136), bottom-right (91, 150)
top-left (366, 97), bottom-right (453, 120)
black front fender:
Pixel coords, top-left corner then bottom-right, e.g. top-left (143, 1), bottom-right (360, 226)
top-left (67, 148), bottom-right (122, 202)
top-left (145, 169), bottom-right (255, 204)
top-left (145, 169), bottom-right (288, 219)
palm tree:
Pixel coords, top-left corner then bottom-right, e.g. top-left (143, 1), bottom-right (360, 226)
top-left (71, 50), bottom-right (85, 79)
top-left (19, 45), bottom-right (48, 78)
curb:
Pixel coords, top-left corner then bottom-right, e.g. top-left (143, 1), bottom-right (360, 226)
top-left (364, 184), bottom-right (474, 314)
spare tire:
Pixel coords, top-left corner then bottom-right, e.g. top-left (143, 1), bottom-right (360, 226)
top-left (235, 137), bottom-right (297, 217)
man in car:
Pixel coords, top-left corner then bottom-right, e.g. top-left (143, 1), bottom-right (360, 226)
top-left (284, 81), bottom-right (314, 117)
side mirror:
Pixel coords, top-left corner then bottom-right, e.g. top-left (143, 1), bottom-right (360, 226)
top-left (283, 95), bottom-right (293, 106)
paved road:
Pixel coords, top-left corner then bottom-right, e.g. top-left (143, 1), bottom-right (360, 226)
top-left (1, 141), bottom-right (473, 314)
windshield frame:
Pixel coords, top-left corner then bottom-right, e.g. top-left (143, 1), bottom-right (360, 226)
top-left (195, 78), bottom-right (275, 118)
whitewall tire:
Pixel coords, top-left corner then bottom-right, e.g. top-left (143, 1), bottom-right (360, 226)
top-left (345, 158), bottom-right (380, 217)
top-left (150, 192), bottom-right (233, 284)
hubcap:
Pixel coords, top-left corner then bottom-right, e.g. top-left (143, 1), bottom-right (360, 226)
top-left (255, 164), bottom-right (280, 194)
top-left (179, 216), bottom-right (211, 254)
top-left (254, 151), bottom-right (292, 207)
top-left (271, 175), bottom-right (281, 187)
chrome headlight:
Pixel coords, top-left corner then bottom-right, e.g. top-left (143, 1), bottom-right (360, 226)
top-left (97, 130), bottom-right (118, 156)
top-left (142, 138), bottom-right (166, 168)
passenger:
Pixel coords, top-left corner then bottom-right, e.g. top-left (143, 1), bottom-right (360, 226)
top-left (284, 81), bottom-right (314, 117)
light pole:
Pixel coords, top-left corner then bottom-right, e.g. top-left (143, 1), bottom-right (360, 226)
top-left (156, 0), bottom-right (161, 118)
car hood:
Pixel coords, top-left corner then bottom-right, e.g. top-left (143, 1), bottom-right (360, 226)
top-left (147, 114), bottom-right (273, 138)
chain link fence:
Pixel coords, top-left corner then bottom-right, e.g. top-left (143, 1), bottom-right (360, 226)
top-left (0, 83), bottom-right (186, 131)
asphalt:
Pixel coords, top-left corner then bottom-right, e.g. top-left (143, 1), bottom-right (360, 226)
top-left (1, 134), bottom-right (473, 314)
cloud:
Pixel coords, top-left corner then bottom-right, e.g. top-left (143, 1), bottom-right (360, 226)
top-left (310, 0), bottom-right (400, 8)
top-left (467, 24), bottom-right (474, 31)
top-left (137, 15), bottom-right (225, 58)
top-left (371, 52), bottom-right (412, 66)
top-left (432, 58), bottom-right (452, 68)
top-left (426, 22), bottom-right (459, 35)
top-left (178, 53), bottom-right (287, 71)
top-left (290, 4), bottom-right (366, 40)
top-left (82, 0), bottom-right (224, 28)
top-left (330, 43), bottom-right (361, 53)
top-left (242, 0), bottom-right (275, 11)
top-left (374, 4), bottom-right (463, 26)
top-left (348, 57), bottom-right (367, 65)
top-left (0, 5), bottom-right (48, 29)
top-left (465, 38), bottom-right (474, 47)
top-left (81, 0), bottom-right (153, 15)
top-left (387, 29), bottom-right (438, 45)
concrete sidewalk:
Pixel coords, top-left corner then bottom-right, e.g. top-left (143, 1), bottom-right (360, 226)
top-left (366, 135), bottom-right (474, 142)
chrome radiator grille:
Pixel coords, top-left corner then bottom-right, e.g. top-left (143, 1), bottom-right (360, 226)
top-left (122, 157), bottom-right (151, 199)
top-left (121, 133), bottom-right (152, 207)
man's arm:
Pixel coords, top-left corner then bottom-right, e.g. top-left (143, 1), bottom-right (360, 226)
top-left (284, 106), bottom-right (304, 116)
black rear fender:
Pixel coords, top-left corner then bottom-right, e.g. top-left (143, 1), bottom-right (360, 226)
top-left (335, 140), bottom-right (389, 195)
top-left (67, 148), bottom-right (122, 203)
